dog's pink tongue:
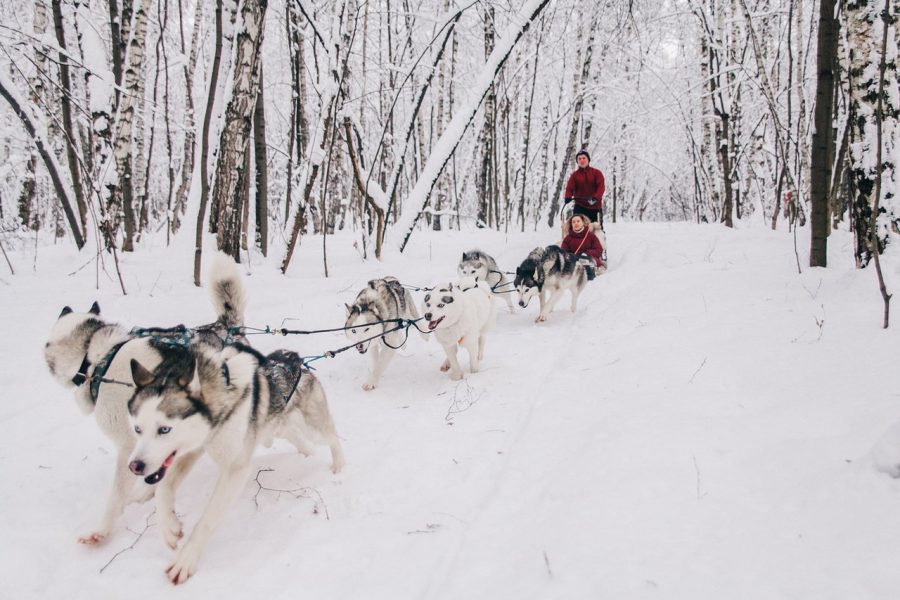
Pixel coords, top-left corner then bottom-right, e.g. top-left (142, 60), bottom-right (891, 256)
top-left (163, 452), bottom-right (176, 468)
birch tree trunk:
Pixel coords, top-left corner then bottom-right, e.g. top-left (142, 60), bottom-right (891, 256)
top-left (111, 0), bottom-right (149, 251)
top-left (847, 0), bottom-right (899, 266)
top-left (210, 0), bottom-right (268, 261)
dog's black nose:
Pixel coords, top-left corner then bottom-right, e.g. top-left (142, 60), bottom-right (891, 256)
top-left (424, 313), bottom-right (432, 320)
top-left (518, 301), bottom-right (525, 307)
top-left (129, 460), bottom-right (146, 475)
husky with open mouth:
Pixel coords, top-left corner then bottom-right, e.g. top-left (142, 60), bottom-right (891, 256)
top-left (422, 280), bottom-right (496, 380)
top-left (127, 341), bottom-right (345, 584)
top-left (345, 277), bottom-right (425, 390)
top-left (514, 245), bottom-right (588, 323)
top-left (42, 252), bottom-right (246, 545)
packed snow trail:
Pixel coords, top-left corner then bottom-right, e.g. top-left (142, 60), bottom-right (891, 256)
top-left (1, 223), bottom-right (900, 599)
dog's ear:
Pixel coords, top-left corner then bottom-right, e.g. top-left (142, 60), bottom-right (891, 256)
top-left (345, 303), bottom-right (353, 317)
top-left (461, 252), bottom-right (467, 262)
top-left (130, 359), bottom-right (155, 388)
top-left (88, 301), bottom-right (101, 315)
top-left (533, 267), bottom-right (541, 282)
top-left (175, 355), bottom-right (198, 389)
top-left (59, 306), bottom-right (73, 318)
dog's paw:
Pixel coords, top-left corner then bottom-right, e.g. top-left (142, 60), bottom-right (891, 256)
top-left (535, 314), bottom-right (547, 323)
top-left (166, 543), bottom-right (202, 585)
top-left (77, 530), bottom-right (108, 545)
top-left (450, 371), bottom-right (464, 381)
top-left (439, 362), bottom-right (451, 372)
top-left (159, 511), bottom-right (184, 550)
top-left (362, 382), bottom-right (376, 391)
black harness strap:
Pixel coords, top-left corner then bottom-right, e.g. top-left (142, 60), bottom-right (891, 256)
top-left (71, 356), bottom-right (91, 386)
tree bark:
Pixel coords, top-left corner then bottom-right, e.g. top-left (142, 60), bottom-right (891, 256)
top-left (253, 65), bottom-right (269, 256)
top-left (809, 0), bottom-right (838, 267)
top-left (210, 0), bottom-right (268, 261)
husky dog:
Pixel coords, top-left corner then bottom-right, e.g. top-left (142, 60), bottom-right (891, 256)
top-left (127, 342), bottom-right (345, 584)
top-left (345, 277), bottom-right (424, 391)
top-left (514, 245), bottom-right (588, 323)
top-left (42, 252), bottom-right (246, 545)
top-left (422, 280), bottom-right (496, 380)
top-left (457, 249), bottom-right (515, 314)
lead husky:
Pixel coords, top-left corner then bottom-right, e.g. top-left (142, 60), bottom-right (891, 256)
top-left (127, 342), bottom-right (345, 584)
top-left (345, 277), bottom-right (424, 391)
top-left (422, 280), bottom-right (496, 380)
top-left (514, 245), bottom-right (588, 323)
top-left (42, 253), bottom-right (246, 544)
top-left (457, 249), bottom-right (515, 314)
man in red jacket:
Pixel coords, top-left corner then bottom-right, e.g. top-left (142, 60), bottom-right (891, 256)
top-left (564, 149), bottom-right (605, 228)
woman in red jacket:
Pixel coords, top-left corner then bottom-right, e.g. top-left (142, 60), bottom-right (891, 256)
top-left (561, 214), bottom-right (605, 279)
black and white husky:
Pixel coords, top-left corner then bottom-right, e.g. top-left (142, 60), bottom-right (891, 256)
top-left (345, 277), bottom-right (424, 391)
top-left (514, 245), bottom-right (588, 323)
top-left (422, 280), bottom-right (496, 380)
top-left (42, 252), bottom-right (246, 545)
top-left (457, 249), bottom-right (515, 313)
top-left (127, 342), bottom-right (344, 584)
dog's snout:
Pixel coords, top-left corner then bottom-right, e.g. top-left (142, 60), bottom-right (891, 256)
top-left (518, 301), bottom-right (525, 307)
top-left (424, 312), bottom-right (432, 321)
top-left (129, 460), bottom-right (146, 475)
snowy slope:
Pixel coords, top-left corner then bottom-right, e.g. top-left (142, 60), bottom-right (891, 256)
top-left (1, 223), bottom-right (899, 599)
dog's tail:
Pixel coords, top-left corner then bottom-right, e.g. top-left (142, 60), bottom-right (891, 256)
top-left (207, 252), bottom-right (247, 328)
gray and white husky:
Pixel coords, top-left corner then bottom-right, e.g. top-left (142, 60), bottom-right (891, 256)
top-left (345, 277), bottom-right (424, 391)
top-left (457, 249), bottom-right (515, 313)
top-left (514, 245), bottom-right (588, 323)
top-left (422, 280), bottom-right (496, 380)
top-left (127, 342), bottom-right (344, 584)
top-left (42, 252), bottom-right (246, 545)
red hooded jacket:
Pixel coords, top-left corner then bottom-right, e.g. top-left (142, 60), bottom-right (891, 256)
top-left (561, 226), bottom-right (604, 266)
top-left (564, 166), bottom-right (605, 210)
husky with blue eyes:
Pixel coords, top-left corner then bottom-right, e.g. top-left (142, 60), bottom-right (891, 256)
top-left (344, 277), bottom-right (425, 391)
top-left (126, 342), bottom-right (344, 584)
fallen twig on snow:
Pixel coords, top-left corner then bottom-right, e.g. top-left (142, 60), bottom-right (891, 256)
top-left (99, 510), bottom-right (155, 574)
top-left (689, 358), bottom-right (707, 383)
top-left (252, 468), bottom-right (330, 520)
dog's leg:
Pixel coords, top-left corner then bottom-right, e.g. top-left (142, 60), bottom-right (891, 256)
top-left (440, 342), bottom-right (463, 380)
top-left (364, 344), bottom-right (395, 391)
top-left (570, 284), bottom-right (582, 312)
top-left (477, 331), bottom-right (487, 362)
top-left (362, 344), bottom-right (382, 391)
top-left (328, 436), bottom-right (346, 474)
top-left (79, 449), bottom-right (133, 544)
top-left (155, 449), bottom-right (203, 550)
top-left (538, 289), bottom-right (564, 323)
top-left (166, 460), bottom-right (252, 585)
top-left (463, 335), bottom-right (481, 373)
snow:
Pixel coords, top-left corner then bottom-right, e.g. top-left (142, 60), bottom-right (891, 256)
top-left (1, 222), bottom-right (900, 597)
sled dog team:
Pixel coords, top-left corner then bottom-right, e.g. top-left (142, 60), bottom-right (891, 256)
top-left (43, 243), bottom-right (599, 584)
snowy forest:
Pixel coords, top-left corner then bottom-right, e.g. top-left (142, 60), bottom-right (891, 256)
top-left (0, 0), bottom-right (896, 276)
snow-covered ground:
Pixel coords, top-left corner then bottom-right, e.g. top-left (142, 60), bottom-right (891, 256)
top-left (1, 222), bottom-right (899, 599)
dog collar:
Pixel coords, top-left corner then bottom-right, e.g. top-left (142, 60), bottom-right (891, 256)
top-left (71, 356), bottom-right (91, 386)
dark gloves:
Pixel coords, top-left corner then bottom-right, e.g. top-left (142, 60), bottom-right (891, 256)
top-left (564, 197), bottom-right (573, 204)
